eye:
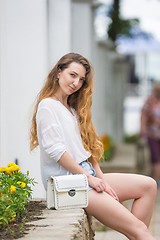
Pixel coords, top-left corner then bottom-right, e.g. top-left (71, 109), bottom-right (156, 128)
top-left (70, 73), bottom-right (75, 77)
top-left (80, 78), bottom-right (85, 82)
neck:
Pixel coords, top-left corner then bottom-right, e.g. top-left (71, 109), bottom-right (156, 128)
top-left (53, 93), bottom-right (68, 106)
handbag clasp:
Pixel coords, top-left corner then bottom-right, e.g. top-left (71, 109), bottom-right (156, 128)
top-left (68, 189), bottom-right (76, 197)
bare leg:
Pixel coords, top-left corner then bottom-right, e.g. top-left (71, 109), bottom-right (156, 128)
top-left (85, 189), bottom-right (155, 240)
top-left (102, 173), bottom-right (157, 227)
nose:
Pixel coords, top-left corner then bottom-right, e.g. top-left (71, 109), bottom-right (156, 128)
top-left (73, 77), bottom-right (80, 86)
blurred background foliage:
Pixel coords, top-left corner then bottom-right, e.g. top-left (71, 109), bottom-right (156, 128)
top-left (107, 0), bottom-right (139, 43)
top-left (101, 135), bottom-right (114, 161)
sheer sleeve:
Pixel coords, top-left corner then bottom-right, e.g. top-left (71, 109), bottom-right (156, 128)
top-left (36, 107), bottom-right (67, 162)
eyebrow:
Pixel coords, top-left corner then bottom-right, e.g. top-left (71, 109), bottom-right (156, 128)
top-left (71, 71), bottom-right (85, 80)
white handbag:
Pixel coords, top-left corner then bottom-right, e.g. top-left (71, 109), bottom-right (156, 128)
top-left (47, 174), bottom-right (88, 210)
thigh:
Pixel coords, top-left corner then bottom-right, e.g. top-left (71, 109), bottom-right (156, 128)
top-left (103, 173), bottom-right (152, 202)
top-left (85, 189), bottom-right (142, 238)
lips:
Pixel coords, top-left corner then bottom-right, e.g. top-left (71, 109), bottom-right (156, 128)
top-left (69, 86), bottom-right (75, 91)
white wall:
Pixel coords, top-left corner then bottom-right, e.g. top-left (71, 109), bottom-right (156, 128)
top-left (92, 40), bottom-right (129, 142)
top-left (71, 0), bottom-right (92, 58)
top-left (0, 0), bottom-right (48, 197)
top-left (112, 56), bottom-right (129, 141)
top-left (48, 0), bottom-right (72, 69)
top-left (91, 42), bottom-right (113, 136)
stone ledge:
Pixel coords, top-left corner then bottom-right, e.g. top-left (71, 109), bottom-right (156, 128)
top-left (20, 201), bottom-right (95, 240)
top-left (100, 143), bottom-right (137, 173)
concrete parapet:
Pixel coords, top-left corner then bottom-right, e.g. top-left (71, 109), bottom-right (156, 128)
top-left (100, 143), bottom-right (137, 174)
top-left (20, 202), bottom-right (95, 240)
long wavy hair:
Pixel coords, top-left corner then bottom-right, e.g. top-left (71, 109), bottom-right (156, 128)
top-left (30, 53), bottom-right (104, 165)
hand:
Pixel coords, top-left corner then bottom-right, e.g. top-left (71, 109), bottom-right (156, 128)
top-left (104, 182), bottom-right (119, 202)
top-left (87, 175), bottom-right (106, 192)
top-left (87, 175), bottom-right (119, 201)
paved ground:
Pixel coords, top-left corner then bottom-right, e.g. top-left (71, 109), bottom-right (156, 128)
top-left (152, 188), bottom-right (160, 239)
top-left (95, 143), bottom-right (160, 240)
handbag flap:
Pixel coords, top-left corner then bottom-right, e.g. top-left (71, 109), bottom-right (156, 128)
top-left (52, 174), bottom-right (88, 192)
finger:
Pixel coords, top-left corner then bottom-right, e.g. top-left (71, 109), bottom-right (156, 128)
top-left (104, 187), bottom-right (114, 195)
top-left (96, 184), bottom-right (104, 192)
top-left (105, 188), bottom-right (119, 201)
top-left (114, 194), bottom-right (119, 201)
top-left (110, 189), bottom-right (119, 201)
top-left (111, 188), bottom-right (119, 200)
top-left (103, 182), bottom-right (119, 201)
top-left (100, 182), bottom-right (107, 191)
top-left (101, 182), bottom-right (106, 191)
top-left (96, 186), bottom-right (101, 192)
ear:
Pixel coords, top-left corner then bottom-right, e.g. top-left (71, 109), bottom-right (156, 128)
top-left (57, 69), bottom-right (61, 78)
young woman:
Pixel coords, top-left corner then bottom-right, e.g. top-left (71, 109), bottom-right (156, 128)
top-left (30, 53), bottom-right (157, 240)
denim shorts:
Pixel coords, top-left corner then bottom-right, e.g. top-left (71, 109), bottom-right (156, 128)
top-left (79, 160), bottom-right (96, 191)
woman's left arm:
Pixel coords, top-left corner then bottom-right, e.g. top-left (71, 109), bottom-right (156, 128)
top-left (94, 162), bottom-right (104, 179)
top-left (94, 162), bottom-right (119, 201)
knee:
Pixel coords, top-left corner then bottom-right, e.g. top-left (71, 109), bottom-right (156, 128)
top-left (144, 176), bottom-right (157, 196)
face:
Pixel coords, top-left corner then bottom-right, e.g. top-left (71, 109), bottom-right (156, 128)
top-left (57, 62), bottom-right (86, 96)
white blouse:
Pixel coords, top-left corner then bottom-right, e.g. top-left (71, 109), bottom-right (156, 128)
top-left (36, 98), bottom-right (91, 190)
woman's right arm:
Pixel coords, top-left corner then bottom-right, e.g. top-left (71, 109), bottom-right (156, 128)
top-left (58, 151), bottom-right (107, 193)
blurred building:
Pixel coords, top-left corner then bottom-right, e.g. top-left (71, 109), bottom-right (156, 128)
top-left (0, 0), bottom-right (129, 197)
top-left (118, 34), bottom-right (160, 135)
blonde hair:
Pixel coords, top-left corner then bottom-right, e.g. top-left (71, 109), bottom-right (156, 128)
top-left (30, 53), bottom-right (104, 165)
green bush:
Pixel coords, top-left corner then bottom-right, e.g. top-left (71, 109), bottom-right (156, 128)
top-left (0, 163), bottom-right (36, 229)
top-left (123, 134), bottom-right (138, 144)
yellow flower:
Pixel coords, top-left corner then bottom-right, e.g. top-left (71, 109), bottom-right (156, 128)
top-left (0, 167), bottom-right (8, 173)
top-left (0, 191), bottom-right (3, 197)
top-left (0, 163), bottom-right (20, 175)
top-left (7, 163), bottom-right (16, 167)
top-left (10, 214), bottom-right (16, 222)
top-left (12, 214), bottom-right (16, 220)
top-left (10, 185), bottom-right (16, 193)
top-left (5, 171), bottom-right (11, 175)
top-left (21, 182), bottom-right (26, 188)
top-left (0, 181), bottom-right (1, 184)
top-left (8, 165), bottom-right (20, 174)
top-left (101, 135), bottom-right (112, 150)
top-left (17, 181), bottom-right (26, 188)
top-left (6, 164), bottom-right (20, 175)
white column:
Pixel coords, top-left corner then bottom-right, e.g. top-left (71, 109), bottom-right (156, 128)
top-left (48, 0), bottom-right (72, 68)
top-left (92, 42), bottom-right (114, 136)
top-left (112, 55), bottom-right (129, 141)
top-left (0, 0), bottom-right (48, 197)
top-left (92, 39), bottom-right (128, 142)
top-left (0, 0), bottom-right (8, 164)
top-left (71, 0), bottom-right (93, 59)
